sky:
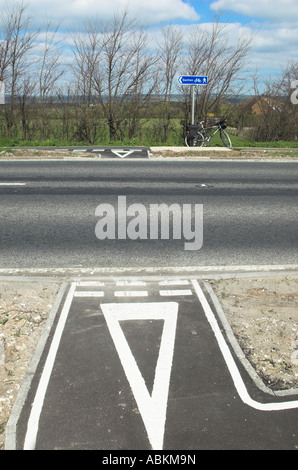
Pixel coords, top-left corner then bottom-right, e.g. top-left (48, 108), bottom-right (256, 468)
top-left (1, 0), bottom-right (298, 92)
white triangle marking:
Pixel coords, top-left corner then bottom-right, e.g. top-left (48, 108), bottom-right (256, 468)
top-left (111, 150), bottom-right (137, 158)
top-left (100, 302), bottom-right (178, 450)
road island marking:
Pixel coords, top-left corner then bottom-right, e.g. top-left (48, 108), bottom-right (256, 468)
top-left (111, 149), bottom-right (138, 158)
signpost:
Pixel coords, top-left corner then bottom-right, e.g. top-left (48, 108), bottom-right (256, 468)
top-left (178, 75), bottom-right (208, 124)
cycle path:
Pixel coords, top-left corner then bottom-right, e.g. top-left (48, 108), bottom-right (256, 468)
top-left (7, 277), bottom-right (298, 450)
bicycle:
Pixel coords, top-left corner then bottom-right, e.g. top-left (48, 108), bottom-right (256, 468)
top-left (185, 119), bottom-right (232, 148)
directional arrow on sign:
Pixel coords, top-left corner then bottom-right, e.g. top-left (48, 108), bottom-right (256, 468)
top-left (101, 302), bottom-right (179, 450)
top-left (178, 75), bottom-right (208, 85)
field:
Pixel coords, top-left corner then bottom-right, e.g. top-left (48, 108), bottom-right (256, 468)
top-left (0, 104), bottom-right (298, 149)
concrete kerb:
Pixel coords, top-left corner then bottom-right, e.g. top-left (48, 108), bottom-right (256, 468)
top-left (0, 264), bottom-right (297, 279)
top-left (1, 146), bottom-right (298, 161)
top-left (203, 280), bottom-right (298, 398)
top-left (150, 146), bottom-right (232, 153)
top-left (4, 281), bottom-right (69, 450)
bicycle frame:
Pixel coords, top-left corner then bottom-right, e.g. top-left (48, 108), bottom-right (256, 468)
top-left (199, 123), bottom-right (221, 143)
top-left (185, 119), bottom-right (231, 148)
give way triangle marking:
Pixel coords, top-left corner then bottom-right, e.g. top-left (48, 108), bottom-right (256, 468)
top-left (100, 302), bottom-right (179, 450)
top-left (111, 149), bottom-right (138, 158)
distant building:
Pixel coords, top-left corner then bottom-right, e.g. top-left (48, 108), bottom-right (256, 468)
top-left (248, 96), bottom-right (284, 115)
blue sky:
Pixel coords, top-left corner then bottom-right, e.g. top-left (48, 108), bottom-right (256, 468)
top-left (1, 0), bottom-right (298, 89)
top-left (188, 1), bottom-right (298, 80)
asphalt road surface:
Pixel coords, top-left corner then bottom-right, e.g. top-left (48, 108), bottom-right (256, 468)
top-left (0, 159), bottom-right (297, 269)
top-left (10, 278), bottom-right (298, 450)
top-left (2, 157), bottom-right (298, 451)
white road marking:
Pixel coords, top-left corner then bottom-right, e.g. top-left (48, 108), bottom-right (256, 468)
top-left (23, 282), bottom-right (76, 450)
top-left (76, 281), bottom-right (105, 287)
top-left (22, 277), bottom-right (298, 452)
top-left (159, 280), bottom-right (190, 286)
top-left (114, 290), bottom-right (148, 297)
top-left (191, 279), bottom-right (298, 411)
top-left (74, 291), bottom-right (105, 297)
top-left (0, 182), bottom-right (26, 186)
top-left (159, 289), bottom-right (193, 296)
top-left (111, 150), bottom-right (137, 158)
top-left (101, 302), bottom-right (178, 450)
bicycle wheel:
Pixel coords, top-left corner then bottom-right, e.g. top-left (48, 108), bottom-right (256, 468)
top-left (220, 130), bottom-right (232, 148)
top-left (185, 131), bottom-right (204, 147)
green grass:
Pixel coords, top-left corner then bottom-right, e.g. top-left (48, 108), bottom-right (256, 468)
top-left (0, 129), bottom-right (297, 150)
top-left (0, 137), bottom-right (90, 148)
top-left (229, 134), bottom-right (298, 148)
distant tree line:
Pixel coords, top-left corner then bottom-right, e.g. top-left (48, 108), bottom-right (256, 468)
top-left (0, 2), bottom-right (297, 144)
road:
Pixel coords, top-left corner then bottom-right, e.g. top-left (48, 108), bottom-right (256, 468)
top-left (0, 159), bottom-right (297, 270)
top-left (2, 157), bottom-right (298, 451)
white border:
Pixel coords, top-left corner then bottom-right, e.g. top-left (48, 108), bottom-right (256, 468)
top-left (191, 280), bottom-right (298, 411)
top-left (23, 282), bottom-right (76, 450)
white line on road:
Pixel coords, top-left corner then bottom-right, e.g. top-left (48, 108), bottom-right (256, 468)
top-left (0, 182), bottom-right (26, 186)
top-left (23, 282), bottom-right (76, 450)
top-left (159, 289), bottom-right (193, 296)
top-left (159, 280), bottom-right (190, 286)
top-left (114, 290), bottom-right (148, 297)
top-left (191, 279), bottom-right (298, 411)
top-left (74, 291), bottom-right (105, 297)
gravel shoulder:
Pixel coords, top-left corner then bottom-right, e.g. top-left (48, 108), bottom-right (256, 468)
top-left (0, 148), bottom-right (298, 160)
top-left (0, 280), bottom-right (60, 450)
top-left (209, 274), bottom-right (298, 392)
top-left (1, 274), bottom-right (298, 449)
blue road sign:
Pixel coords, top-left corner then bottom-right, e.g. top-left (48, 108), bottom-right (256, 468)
top-left (178, 75), bottom-right (208, 85)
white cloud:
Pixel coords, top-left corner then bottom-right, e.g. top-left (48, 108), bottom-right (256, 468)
top-left (210, 0), bottom-right (298, 22)
top-left (0, 0), bottom-right (199, 28)
top-left (1, 0), bottom-right (297, 83)
top-left (209, 0), bottom-right (298, 78)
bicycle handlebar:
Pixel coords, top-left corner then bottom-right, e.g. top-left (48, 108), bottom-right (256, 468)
top-left (199, 119), bottom-right (227, 127)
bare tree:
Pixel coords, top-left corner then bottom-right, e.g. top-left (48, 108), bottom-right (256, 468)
top-left (17, 73), bottom-right (36, 139)
top-left (182, 14), bottom-right (254, 123)
top-left (0, 1), bottom-right (39, 138)
top-left (157, 24), bottom-right (183, 142)
top-left (71, 19), bottom-right (102, 106)
top-left (70, 19), bottom-right (103, 142)
top-left (0, 17), bottom-right (12, 83)
top-left (251, 62), bottom-right (298, 142)
top-left (38, 21), bottom-right (65, 99)
top-left (92, 10), bottom-right (156, 142)
top-left (37, 19), bottom-right (65, 139)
